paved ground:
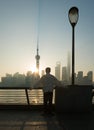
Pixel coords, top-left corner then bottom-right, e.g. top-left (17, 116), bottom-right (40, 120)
top-left (0, 110), bottom-right (94, 130)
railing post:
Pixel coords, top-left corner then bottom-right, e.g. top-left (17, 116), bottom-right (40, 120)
top-left (25, 89), bottom-right (30, 105)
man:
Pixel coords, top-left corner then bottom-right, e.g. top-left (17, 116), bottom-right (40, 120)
top-left (34, 67), bottom-right (61, 114)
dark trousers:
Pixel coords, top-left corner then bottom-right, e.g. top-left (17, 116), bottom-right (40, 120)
top-left (43, 92), bottom-right (53, 113)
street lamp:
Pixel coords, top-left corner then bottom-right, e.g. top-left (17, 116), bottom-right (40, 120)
top-left (68, 7), bottom-right (79, 85)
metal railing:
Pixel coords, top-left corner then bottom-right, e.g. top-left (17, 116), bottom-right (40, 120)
top-left (0, 87), bottom-right (30, 105)
top-left (0, 86), bottom-right (93, 105)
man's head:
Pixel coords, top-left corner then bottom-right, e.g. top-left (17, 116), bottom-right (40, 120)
top-left (45, 67), bottom-right (51, 74)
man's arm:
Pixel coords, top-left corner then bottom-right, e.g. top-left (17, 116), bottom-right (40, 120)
top-left (53, 77), bottom-right (62, 87)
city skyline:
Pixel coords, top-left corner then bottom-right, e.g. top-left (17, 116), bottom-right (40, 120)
top-left (0, 65), bottom-right (93, 82)
top-left (0, 0), bottom-right (94, 80)
top-left (0, 68), bottom-right (93, 86)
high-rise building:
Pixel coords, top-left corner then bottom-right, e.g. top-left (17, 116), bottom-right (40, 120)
top-left (76, 71), bottom-right (83, 84)
top-left (77, 71), bottom-right (83, 80)
top-left (35, 44), bottom-right (40, 75)
top-left (41, 70), bottom-right (45, 77)
top-left (87, 71), bottom-right (93, 83)
top-left (55, 62), bottom-right (61, 80)
top-left (62, 66), bottom-right (67, 82)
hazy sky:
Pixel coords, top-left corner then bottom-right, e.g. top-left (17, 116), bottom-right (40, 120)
top-left (0, 0), bottom-right (94, 79)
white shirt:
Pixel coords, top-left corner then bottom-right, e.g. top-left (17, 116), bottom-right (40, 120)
top-left (35, 73), bottom-right (60, 92)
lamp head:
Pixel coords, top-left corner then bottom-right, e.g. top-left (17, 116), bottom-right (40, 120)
top-left (68, 7), bottom-right (79, 27)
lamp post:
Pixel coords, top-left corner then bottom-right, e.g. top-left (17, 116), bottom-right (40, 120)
top-left (68, 7), bottom-right (79, 85)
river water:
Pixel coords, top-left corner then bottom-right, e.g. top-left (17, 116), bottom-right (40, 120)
top-left (0, 89), bottom-right (55, 104)
top-left (0, 89), bottom-right (93, 105)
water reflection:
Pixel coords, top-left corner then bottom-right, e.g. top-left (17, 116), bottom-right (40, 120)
top-left (0, 89), bottom-right (55, 104)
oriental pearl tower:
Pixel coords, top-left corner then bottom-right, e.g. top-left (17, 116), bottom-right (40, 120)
top-left (35, 43), bottom-right (40, 75)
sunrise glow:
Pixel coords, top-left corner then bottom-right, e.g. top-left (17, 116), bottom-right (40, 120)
top-left (31, 65), bottom-right (37, 73)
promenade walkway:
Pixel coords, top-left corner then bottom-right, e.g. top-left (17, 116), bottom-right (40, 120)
top-left (0, 109), bottom-right (94, 130)
top-left (0, 86), bottom-right (93, 130)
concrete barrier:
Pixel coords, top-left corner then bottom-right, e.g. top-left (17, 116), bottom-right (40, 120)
top-left (55, 85), bottom-right (92, 112)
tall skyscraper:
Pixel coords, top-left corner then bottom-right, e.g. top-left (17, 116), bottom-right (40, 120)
top-left (35, 43), bottom-right (40, 74)
top-left (55, 62), bottom-right (61, 80)
top-left (62, 66), bottom-right (67, 81)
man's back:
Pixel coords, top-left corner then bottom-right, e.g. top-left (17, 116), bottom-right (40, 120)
top-left (41, 73), bottom-right (59, 92)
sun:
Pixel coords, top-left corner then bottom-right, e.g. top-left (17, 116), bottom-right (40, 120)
top-left (31, 65), bottom-right (37, 73)
top-left (26, 64), bottom-right (45, 76)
